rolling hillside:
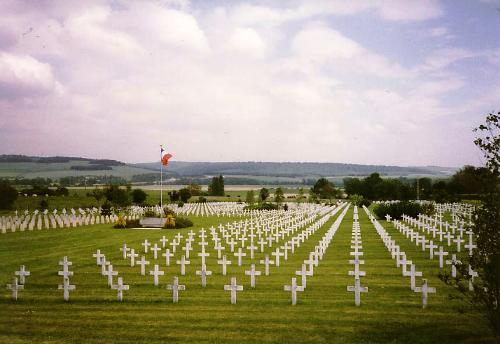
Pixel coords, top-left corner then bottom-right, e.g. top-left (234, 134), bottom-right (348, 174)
top-left (0, 155), bottom-right (456, 183)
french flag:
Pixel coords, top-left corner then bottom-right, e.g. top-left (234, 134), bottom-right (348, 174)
top-left (161, 146), bottom-right (173, 166)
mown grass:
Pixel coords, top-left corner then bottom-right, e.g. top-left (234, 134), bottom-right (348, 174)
top-left (0, 209), bottom-right (492, 343)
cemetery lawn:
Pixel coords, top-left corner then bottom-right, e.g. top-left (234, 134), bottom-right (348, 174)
top-left (0, 210), bottom-right (493, 343)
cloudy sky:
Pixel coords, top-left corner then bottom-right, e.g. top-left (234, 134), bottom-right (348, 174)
top-left (0, 0), bottom-right (499, 167)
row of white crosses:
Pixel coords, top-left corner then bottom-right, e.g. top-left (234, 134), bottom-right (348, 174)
top-left (0, 209), bottom-right (122, 234)
top-left (435, 202), bottom-right (474, 225)
top-left (98, 249), bottom-right (192, 303)
top-left (391, 217), bottom-right (478, 290)
top-left (401, 213), bottom-right (476, 255)
top-left (93, 249), bottom-right (129, 301)
top-left (121, 206), bottom-right (334, 285)
top-left (5, 265), bottom-right (31, 300)
top-left (171, 202), bottom-right (247, 217)
top-left (284, 203), bottom-right (350, 305)
top-left (365, 207), bottom-right (436, 308)
top-left (347, 206), bottom-right (368, 306)
top-left (113, 204), bottom-right (345, 303)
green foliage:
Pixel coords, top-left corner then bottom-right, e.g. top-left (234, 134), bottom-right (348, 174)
top-left (244, 202), bottom-right (278, 210)
top-left (100, 200), bottom-right (112, 216)
top-left (311, 178), bottom-right (339, 199)
top-left (187, 183), bottom-right (202, 196)
top-left (198, 196), bottom-right (207, 203)
top-left (174, 216), bottom-right (193, 228)
top-left (473, 111), bottom-right (499, 173)
top-left (177, 201), bottom-right (184, 208)
top-left (296, 187), bottom-right (305, 203)
top-left (274, 187), bottom-right (284, 204)
top-left (104, 185), bottom-right (130, 206)
top-left (178, 188), bottom-right (192, 203)
top-left (0, 181), bottom-right (18, 210)
top-left (349, 194), bottom-right (371, 207)
top-left (169, 190), bottom-right (179, 202)
top-left (259, 188), bottom-right (269, 201)
top-left (143, 210), bottom-right (157, 217)
top-left (89, 188), bottom-right (105, 201)
top-left (344, 174), bottom-right (413, 201)
top-left (131, 189), bottom-right (147, 204)
top-left (373, 201), bottom-right (434, 220)
top-left (245, 190), bottom-right (255, 205)
top-left (208, 175), bottom-right (225, 196)
top-left (39, 199), bottom-right (49, 209)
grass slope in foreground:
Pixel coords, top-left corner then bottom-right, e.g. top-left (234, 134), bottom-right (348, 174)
top-left (0, 211), bottom-right (491, 343)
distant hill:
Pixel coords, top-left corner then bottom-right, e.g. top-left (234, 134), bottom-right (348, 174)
top-left (134, 161), bottom-right (457, 177)
top-left (0, 155), bottom-right (153, 180)
top-left (0, 155), bottom-right (457, 183)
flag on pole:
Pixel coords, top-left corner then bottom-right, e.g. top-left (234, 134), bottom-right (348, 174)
top-left (161, 147), bottom-right (173, 166)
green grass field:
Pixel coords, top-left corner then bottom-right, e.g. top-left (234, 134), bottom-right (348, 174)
top-left (0, 207), bottom-right (492, 343)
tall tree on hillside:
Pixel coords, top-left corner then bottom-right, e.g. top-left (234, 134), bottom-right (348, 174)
top-left (274, 187), bottom-right (284, 204)
top-left (208, 175), bottom-right (225, 196)
top-left (245, 190), bottom-right (255, 205)
top-left (259, 188), bottom-right (269, 202)
top-left (311, 178), bottom-right (338, 199)
top-left (441, 111), bottom-right (500, 337)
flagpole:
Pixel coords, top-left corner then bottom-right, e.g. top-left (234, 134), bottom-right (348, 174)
top-left (160, 145), bottom-right (163, 218)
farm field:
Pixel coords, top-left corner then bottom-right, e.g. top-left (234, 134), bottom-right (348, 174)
top-left (0, 206), bottom-right (491, 343)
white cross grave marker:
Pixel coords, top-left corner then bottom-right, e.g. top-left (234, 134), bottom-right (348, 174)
top-left (224, 277), bottom-right (243, 304)
top-left (284, 277), bottom-right (304, 305)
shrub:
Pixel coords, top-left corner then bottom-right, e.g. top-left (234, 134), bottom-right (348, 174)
top-left (175, 216), bottom-right (193, 228)
top-left (131, 189), bottom-right (147, 204)
top-left (113, 216), bottom-right (127, 228)
top-left (177, 201), bottom-right (184, 208)
top-left (125, 219), bottom-right (140, 228)
top-left (198, 196), bottom-right (207, 203)
top-left (349, 194), bottom-right (371, 207)
top-left (0, 181), bottom-right (18, 210)
top-left (163, 215), bottom-right (176, 229)
top-left (101, 201), bottom-right (113, 216)
top-left (244, 202), bottom-right (279, 211)
top-left (178, 188), bottom-right (191, 203)
top-left (373, 201), bottom-right (434, 220)
top-left (39, 199), bottom-right (49, 209)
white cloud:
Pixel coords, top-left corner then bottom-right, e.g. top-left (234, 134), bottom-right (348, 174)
top-left (0, 0), bottom-right (496, 168)
top-left (226, 28), bottom-right (266, 58)
top-left (0, 52), bottom-right (61, 98)
top-left (423, 48), bottom-right (479, 70)
top-left (291, 24), bottom-right (413, 78)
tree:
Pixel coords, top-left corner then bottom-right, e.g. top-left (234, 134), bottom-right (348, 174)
top-left (131, 189), bottom-right (147, 204)
top-left (245, 190), bottom-right (255, 205)
top-left (440, 111), bottom-right (500, 337)
top-left (104, 185), bottom-right (130, 206)
top-left (473, 111), bottom-right (500, 173)
top-left (0, 181), bottom-right (18, 210)
top-left (274, 187), bottom-right (284, 204)
top-left (178, 188), bottom-right (192, 203)
top-left (311, 178), bottom-right (338, 199)
top-left (296, 187), bottom-right (305, 203)
top-left (187, 183), bottom-right (202, 196)
top-left (259, 188), bottom-right (269, 202)
top-left (169, 190), bottom-right (179, 202)
top-left (208, 175), bottom-right (225, 196)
